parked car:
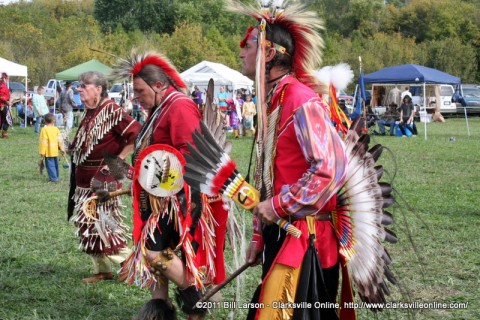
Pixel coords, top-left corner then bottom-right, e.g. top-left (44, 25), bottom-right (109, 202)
top-left (108, 83), bottom-right (124, 104)
top-left (458, 84), bottom-right (480, 114)
top-left (44, 79), bottom-right (63, 99)
top-left (338, 89), bottom-right (353, 105)
top-left (8, 81), bottom-right (26, 103)
top-left (108, 83), bottom-right (133, 103)
top-left (70, 81), bottom-right (83, 111)
top-left (108, 82), bottom-right (133, 113)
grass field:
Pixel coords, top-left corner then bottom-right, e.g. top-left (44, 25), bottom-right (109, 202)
top-left (0, 117), bottom-right (479, 320)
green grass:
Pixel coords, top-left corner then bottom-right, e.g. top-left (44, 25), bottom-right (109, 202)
top-left (0, 118), bottom-right (479, 319)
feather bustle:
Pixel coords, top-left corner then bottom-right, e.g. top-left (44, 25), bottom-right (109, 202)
top-left (335, 116), bottom-right (398, 310)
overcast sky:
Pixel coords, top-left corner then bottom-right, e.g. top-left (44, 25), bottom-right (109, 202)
top-left (0, 0), bottom-right (31, 4)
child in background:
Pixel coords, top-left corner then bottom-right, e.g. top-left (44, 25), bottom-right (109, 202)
top-left (234, 92), bottom-right (244, 136)
top-left (39, 113), bottom-right (65, 183)
top-left (242, 94), bottom-right (256, 137)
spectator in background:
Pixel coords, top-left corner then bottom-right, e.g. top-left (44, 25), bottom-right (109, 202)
top-left (230, 91), bottom-right (243, 138)
top-left (401, 86), bottom-right (412, 100)
top-left (251, 88), bottom-right (257, 128)
top-left (242, 94), bottom-right (256, 136)
top-left (376, 103), bottom-right (399, 136)
top-left (399, 95), bottom-right (418, 137)
top-left (0, 72), bottom-right (11, 138)
top-left (131, 100), bottom-right (147, 125)
top-left (240, 87), bottom-right (247, 101)
top-left (217, 85), bottom-right (230, 130)
top-left (366, 105), bottom-right (378, 129)
top-left (386, 86), bottom-right (401, 107)
top-left (39, 113), bottom-right (65, 183)
top-left (192, 86), bottom-right (203, 109)
top-left (55, 84), bottom-right (62, 113)
top-left (251, 88), bottom-right (257, 104)
top-left (60, 81), bottom-right (77, 133)
top-left (16, 100), bottom-right (34, 127)
top-left (32, 86), bottom-right (50, 134)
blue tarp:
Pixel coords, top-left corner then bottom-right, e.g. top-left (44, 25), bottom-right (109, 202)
top-left (364, 64), bottom-right (461, 85)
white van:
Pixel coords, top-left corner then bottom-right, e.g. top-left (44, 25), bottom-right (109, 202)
top-left (410, 84), bottom-right (456, 114)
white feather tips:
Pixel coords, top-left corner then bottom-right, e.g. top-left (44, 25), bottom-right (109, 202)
top-left (314, 63), bottom-right (354, 92)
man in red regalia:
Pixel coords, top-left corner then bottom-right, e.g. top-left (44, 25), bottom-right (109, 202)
top-left (228, 1), bottom-right (348, 319)
top-left (0, 72), bottom-right (11, 138)
top-left (112, 51), bottom-right (229, 320)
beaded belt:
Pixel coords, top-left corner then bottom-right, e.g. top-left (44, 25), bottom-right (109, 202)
top-left (79, 159), bottom-right (104, 167)
top-left (290, 212), bottom-right (332, 221)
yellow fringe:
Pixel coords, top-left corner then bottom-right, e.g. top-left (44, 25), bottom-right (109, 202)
top-left (257, 264), bottom-right (301, 320)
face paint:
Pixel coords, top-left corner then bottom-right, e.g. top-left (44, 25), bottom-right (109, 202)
top-left (239, 27), bottom-right (259, 80)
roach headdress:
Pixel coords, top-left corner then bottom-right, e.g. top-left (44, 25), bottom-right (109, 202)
top-left (227, 0), bottom-right (326, 93)
top-left (111, 50), bottom-right (188, 94)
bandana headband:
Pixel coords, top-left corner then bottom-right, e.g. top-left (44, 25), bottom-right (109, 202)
top-left (240, 25), bottom-right (290, 56)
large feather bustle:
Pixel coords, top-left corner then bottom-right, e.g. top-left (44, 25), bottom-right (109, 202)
top-left (226, 0), bottom-right (327, 94)
top-left (111, 50), bottom-right (187, 94)
top-left (334, 117), bottom-right (398, 307)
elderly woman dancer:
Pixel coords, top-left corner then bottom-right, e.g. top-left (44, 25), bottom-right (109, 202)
top-left (68, 71), bottom-right (141, 283)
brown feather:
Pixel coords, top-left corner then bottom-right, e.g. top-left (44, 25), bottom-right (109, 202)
top-left (102, 151), bottom-right (130, 180)
top-left (381, 210), bottom-right (394, 225)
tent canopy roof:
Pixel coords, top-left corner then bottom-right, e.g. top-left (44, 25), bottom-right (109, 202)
top-left (55, 59), bottom-right (112, 80)
top-left (364, 64), bottom-right (461, 85)
top-left (0, 56), bottom-right (28, 77)
top-left (180, 61), bottom-right (253, 88)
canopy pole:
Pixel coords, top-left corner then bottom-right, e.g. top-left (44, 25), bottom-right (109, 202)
top-left (463, 106), bottom-right (471, 136)
top-left (24, 78), bottom-right (27, 128)
top-left (423, 82), bottom-right (427, 140)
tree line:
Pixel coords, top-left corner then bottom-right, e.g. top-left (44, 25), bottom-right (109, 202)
top-left (0, 0), bottom-right (478, 88)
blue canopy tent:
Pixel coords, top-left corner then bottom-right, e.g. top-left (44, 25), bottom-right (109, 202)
top-left (363, 64), bottom-right (461, 85)
top-left (363, 64), bottom-right (462, 139)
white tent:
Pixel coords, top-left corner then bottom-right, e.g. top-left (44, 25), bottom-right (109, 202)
top-left (180, 61), bottom-right (253, 103)
top-left (0, 56), bottom-right (28, 126)
top-left (0, 56), bottom-right (28, 78)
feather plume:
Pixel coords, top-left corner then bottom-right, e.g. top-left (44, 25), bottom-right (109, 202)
top-left (314, 63), bottom-right (354, 92)
top-left (226, 0), bottom-right (326, 93)
top-left (111, 50), bottom-right (187, 94)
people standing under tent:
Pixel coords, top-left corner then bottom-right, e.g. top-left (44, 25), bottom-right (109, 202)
top-left (386, 86), bottom-right (401, 107)
top-left (112, 50), bottom-right (230, 320)
top-left (233, 2), bottom-right (348, 319)
top-left (401, 86), bottom-right (412, 100)
top-left (68, 71), bottom-right (141, 284)
top-left (32, 86), bottom-right (50, 134)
